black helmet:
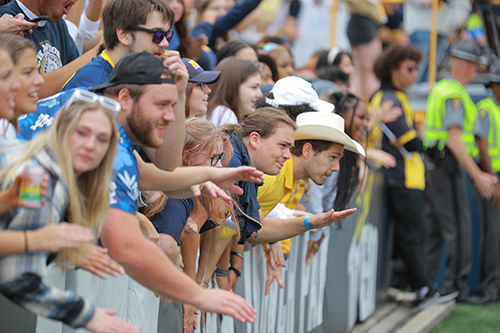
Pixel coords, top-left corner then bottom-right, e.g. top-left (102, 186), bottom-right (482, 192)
top-left (449, 39), bottom-right (488, 65)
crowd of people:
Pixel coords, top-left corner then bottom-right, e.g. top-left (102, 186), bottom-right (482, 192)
top-left (0, 0), bottom-right (498, 332)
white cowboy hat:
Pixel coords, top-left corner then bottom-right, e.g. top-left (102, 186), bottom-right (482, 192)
top-left (265, 76), bottom-right (335, 113)
top-left (295, 112), bottom-right (365, 156)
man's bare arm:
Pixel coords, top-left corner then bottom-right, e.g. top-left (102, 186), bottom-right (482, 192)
top-left (248, 208), bottom-right (357, 244)
top-left (38, 42), bottom-right (101, 98)
top-left (101, 208), bottom-right (256, 323)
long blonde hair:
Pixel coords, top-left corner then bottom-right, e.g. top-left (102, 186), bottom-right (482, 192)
top-left (0, 99), bottom-right (119, 268)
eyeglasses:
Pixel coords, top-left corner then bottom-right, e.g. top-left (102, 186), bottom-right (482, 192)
top-left (195, 82), bottom-right (209, 91)
top-left (209, 152), bottom-right (225, 166)
top-left (63, 89), bottom-right (121, 113)
top-left (399, 64), bottom-right (417, 73)
top-left (130, 26), bottom-right (174, 44)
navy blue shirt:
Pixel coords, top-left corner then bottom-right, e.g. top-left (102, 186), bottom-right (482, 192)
top-left (228, 134), bottom-right (262, 244)
top-left (0, 1), bottom-right (79, 73)
top-left (63, 52), bottom-right (113, 91)
top-left (151, 197), bottom-right (195, 245)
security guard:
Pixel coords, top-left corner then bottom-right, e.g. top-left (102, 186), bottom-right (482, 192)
top-left (424, 39), bottom-right (498, 301)
top-left (467, 62), bottom-right (500, 304)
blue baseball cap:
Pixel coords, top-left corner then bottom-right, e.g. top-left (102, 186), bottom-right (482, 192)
top-left (182, 58), bottom-right (221, 83)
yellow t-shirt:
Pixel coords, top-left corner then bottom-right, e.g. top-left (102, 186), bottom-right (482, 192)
top-left (258, 156), bottom-right (306, 261)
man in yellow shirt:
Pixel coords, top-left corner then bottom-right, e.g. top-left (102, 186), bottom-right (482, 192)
top-left (257, 111), bottom-right (365, 293)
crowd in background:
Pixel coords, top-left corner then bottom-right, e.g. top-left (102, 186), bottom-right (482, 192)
top-left (0, 0), bottom-right (498, 332)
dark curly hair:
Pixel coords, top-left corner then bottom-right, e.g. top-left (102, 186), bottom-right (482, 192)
top-left (373, 45), bottom-right (423, 83)
top-left (328, 92), bottom-right (365, 213)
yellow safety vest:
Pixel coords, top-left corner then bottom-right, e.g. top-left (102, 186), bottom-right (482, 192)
top-left (475, 97), bottom-right (500, 172)
top-left (424, 79), bottom-right (477, 155)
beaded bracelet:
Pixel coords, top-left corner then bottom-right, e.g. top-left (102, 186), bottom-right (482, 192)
top-left (138, 191), bottom-right (152, 207)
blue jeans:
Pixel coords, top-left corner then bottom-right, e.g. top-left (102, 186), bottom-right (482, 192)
top-left (410, 31), bottom-right (448, 83)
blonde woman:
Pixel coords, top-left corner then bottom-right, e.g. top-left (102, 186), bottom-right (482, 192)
top-left (0, 35), bottom-right (99, 258)
top-left (0, 91), bottom-right (137, 333)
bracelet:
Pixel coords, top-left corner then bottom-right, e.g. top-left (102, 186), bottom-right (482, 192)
top-left (303, 216), bottom-right (312, 231)
top-left (230, 251), bottom-right (244, 260)
top-left (138, 191), bottom-right (151, 207)
top-left (229, 266), bottom-right (241, 277)
top-left (24, 231), bottom-right (29, 253)
top-left (215, 268), bottom-right (229, 277)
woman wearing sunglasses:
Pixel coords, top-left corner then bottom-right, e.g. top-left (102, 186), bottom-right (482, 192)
top-left (370, 45), bottom-right (437, 306)
top-left (0, 91), bottom-right (138, 332)
top-left (142, 118), bottom-right (233, 332)
top-left (182, 57), bottom-right (221, 118)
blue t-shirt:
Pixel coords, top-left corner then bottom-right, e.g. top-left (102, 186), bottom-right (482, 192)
top-left (18, 89), bottom-right (76, 140)
top-left (166, 25), bottom-right (180, 52)
top-left (151, 197), bottom-right (195, 244)
top-left (0, 1), bottom-right (79, 73)
top-left (109, 124), bottom-right (139, 215)
top-left (63, 53), bottom-right (114, 91)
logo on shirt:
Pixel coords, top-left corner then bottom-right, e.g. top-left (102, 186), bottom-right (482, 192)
top-left (452, 97), bottom-right (461, 112)
top-left (118, 170), bottom-right (138, 201)
top-left (30, 114), bottom-right (54, 131)
top-left (36, 41), bottom-right (62, 73)
top-left (479, 108), bottom-right (488, 121)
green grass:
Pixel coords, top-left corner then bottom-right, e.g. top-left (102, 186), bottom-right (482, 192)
top-left (431, 302), bottom-right (500, 333)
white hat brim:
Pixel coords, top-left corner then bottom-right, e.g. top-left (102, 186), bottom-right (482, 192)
top-left (295, 125), bottom-right (365, 157)
top-left (312, 99), bottom-right (335, 113)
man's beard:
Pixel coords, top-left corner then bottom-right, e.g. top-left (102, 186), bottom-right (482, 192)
top-left (127, 103), bottom-right (165, 148)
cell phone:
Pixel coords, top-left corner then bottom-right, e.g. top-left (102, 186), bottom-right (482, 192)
top-left (28, 16), bottom-right (49, 23)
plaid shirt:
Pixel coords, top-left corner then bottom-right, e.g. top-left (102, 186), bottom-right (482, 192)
top-left (0, 141), bottom-right (94, 328)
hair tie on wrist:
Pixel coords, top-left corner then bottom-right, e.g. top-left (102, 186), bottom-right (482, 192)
top-left (215, 268), bottom-right (229, 277)
top-left (303, 216), bottom-right (312, 230)
top-left (230, 251), bottom-right (244, 260)
top-left (229, 266), bottom-right (241, 277)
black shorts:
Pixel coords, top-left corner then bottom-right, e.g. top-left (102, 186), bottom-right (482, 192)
top-left (347, 14), bottom-right (380, 47)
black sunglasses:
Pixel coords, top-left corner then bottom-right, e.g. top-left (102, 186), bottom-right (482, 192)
top-left (209, 152), bottom-right (225, 166)
top-left (131, 26), bottom-right (174, 44)
top-left (195, 82), bottom-right (208, 91)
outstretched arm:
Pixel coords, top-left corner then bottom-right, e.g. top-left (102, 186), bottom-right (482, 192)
top-left (248, 208), bottom-right (356, 244)
top-left (101, 208), bottom-right (256, 323)
top-left (136, 151), bottom-right (264, 196)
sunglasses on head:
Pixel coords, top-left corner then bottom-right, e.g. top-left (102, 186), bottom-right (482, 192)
top-left (209, 152), bottom-right (225, 166)
top-left (63, 89), bottom-right (121, 113)
top-left (131, 26), bottom-right (174, 44)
